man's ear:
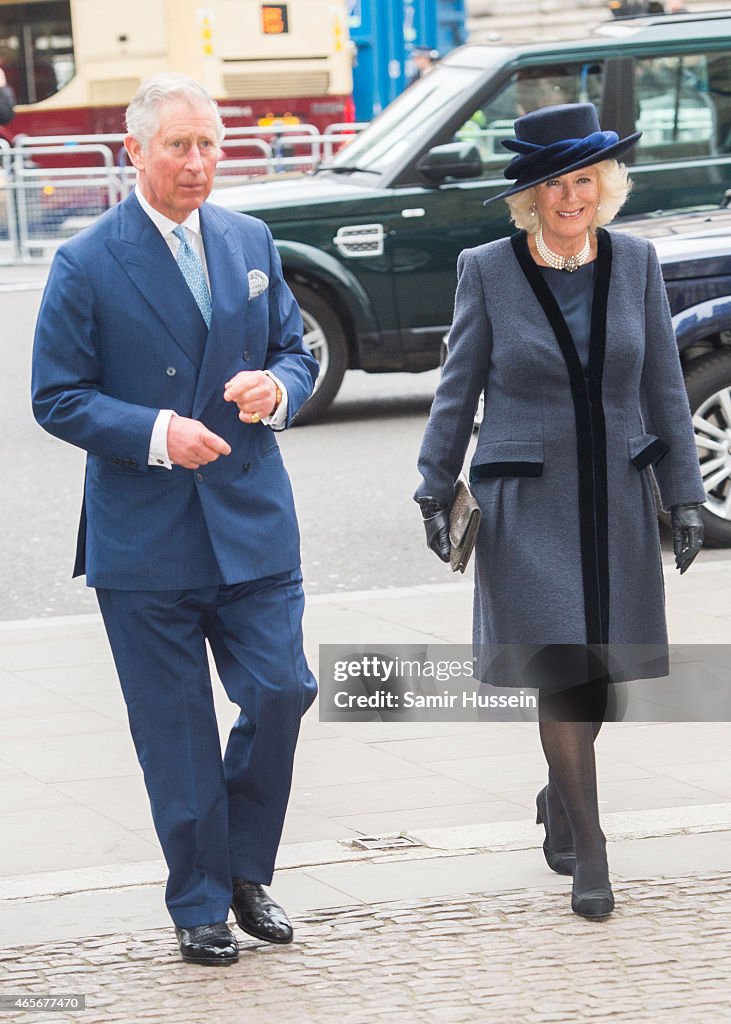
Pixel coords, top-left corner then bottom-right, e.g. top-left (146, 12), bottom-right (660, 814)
top-left (125, 134), bottom-right (145, 172)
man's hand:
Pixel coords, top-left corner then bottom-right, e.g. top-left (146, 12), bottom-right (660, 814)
top-left (223, 371), bottom-right (278, 423)
top-left (167, 416), bottom-right (231, 469)
top-left (0, 69), bottom-right (6, 86)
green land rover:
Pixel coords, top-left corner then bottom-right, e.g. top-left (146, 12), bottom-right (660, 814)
top-left (211, 9), bottom-right (731, 424)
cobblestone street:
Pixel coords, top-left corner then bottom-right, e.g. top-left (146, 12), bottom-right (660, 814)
top-left (2, 872), bottom-right (730, 1024)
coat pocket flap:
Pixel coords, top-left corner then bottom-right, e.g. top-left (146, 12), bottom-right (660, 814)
top-left (628, 433), bottom-right (670, 470)
top-left (470, 439), bottom-right (544, 479)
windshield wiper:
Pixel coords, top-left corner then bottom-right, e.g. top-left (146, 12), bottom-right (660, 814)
top-left (313, 163), bottom-right (379, 175)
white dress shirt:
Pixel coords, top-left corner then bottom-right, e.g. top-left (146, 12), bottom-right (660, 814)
top-left (134, 186), bottom-right (289, 469)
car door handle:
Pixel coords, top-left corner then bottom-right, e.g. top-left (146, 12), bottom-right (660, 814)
top-left (401, 208), bottom-right (425, 218)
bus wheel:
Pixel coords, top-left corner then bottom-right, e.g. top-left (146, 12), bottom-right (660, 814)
top-left (291, 282), bottom-right (348, 424)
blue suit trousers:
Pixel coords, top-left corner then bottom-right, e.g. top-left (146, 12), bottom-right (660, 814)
top-left (97, 569), bottom-right (317, 928)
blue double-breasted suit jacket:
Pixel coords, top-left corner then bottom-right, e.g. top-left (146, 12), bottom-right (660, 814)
top-left (32, 192), bottom-right (319, 591)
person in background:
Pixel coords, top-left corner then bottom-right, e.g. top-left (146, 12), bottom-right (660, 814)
top-left (415, 103), bottom-right (703, 921)
top-left (408, 46), bottom-right (440, 85)
top-left (0, 66), bottom-right (16, 138)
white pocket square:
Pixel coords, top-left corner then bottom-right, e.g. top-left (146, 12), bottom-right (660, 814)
top-left (248, 269), bottom-right (269, 299)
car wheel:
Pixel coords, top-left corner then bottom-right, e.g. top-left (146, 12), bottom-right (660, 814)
top-left (685, 349), bottom-right (731, 547)
top-left (290, 282), bottom-right (349, 425)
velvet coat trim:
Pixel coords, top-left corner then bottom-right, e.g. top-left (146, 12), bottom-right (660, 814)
top-left (510, 229), bottom-right (611, 645)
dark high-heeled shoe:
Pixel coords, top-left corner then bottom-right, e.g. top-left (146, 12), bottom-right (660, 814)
top-left (571, 880), bottom-right (615, 919)
top-left (535, 786), bottom-right (576, 876)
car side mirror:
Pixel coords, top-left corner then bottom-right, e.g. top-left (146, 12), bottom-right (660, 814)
top-left (415, 143), bottom-right (483, 183)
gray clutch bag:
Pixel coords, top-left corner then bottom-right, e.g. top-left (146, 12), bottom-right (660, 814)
top-left (449, 474), bottom-right (481, 573)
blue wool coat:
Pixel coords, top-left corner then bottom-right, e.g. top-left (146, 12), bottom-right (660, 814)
top-left (32, 192), bottom-right (318, 590)
top-left (416, 229), bottom-right (705, 684)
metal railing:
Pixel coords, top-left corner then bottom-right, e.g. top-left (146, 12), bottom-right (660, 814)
top-left (0, 137), bottom-right (17, 260)
top-left (12, 143), bottom-right (124, 258)
top-left (0, 122), bottom-right (367, 263)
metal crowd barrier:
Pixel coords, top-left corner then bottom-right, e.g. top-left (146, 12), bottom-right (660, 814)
top-left (13, 144), bottom-right (124, 259)
top-left (0, 137), bottom-right (17, 261)
top-left (0, 123), bottom-right (367, 263)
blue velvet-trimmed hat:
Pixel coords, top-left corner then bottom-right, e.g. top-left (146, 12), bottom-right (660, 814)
top-left (483, 103), bottom-right (641, 205)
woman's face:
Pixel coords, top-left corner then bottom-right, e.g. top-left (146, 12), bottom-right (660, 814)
top-left (534, 167), bottom-right (600, 250)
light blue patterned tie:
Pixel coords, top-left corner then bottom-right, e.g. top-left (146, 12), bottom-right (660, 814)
top-left (172, 225), bottom-right (212, 329)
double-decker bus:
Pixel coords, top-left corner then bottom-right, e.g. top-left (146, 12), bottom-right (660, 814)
top-left (0, 0), bottom-right (353, 140)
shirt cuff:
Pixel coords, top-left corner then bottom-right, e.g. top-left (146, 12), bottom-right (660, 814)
top-left (149, 409), bottom-right (176, 469)
top-left (261, 371), bottom-right (288, 430)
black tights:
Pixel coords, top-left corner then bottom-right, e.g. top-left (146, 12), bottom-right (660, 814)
top-left (538, 680), bottom-right (610, 892)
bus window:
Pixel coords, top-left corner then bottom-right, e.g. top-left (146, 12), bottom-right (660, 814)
top-left (0, 2), bottom-right (74, 105)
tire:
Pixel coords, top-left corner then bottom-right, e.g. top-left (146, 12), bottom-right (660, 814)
top-left (684, 349), bottom-right (731, 547)
top-left (289, 282), bottom-right (349, 425)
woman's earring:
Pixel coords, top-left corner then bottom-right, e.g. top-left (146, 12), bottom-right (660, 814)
top-left (530, 203), bottom-right (537, 216)
top-left (597, 200), bottom-right (602, 211)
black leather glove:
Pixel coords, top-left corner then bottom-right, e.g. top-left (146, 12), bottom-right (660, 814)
top-left (670, 503), bottom-right (703, 574)
top-left (417, 497), bottom-right (451, 563)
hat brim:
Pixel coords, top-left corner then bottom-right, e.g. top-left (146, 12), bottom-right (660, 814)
top-left (482, 132), bottom-right (641, 206)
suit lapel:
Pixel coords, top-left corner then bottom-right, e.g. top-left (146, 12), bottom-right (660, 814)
top-left (192, 203), bottom-right (250, 418)
top-left (106, 193), bottom-right (209, 369)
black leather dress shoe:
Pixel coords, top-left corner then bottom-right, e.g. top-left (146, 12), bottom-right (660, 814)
top-left (231, 879), bottom-right (293, 944)
top-left (175, 922), bottom-right (239, 965)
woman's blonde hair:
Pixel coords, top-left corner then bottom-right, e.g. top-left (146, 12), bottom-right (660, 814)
top-left (504, 160), bottom-right (633, 234)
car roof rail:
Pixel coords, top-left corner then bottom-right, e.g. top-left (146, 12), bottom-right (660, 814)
top-left (612, 7), bottom-right (731, 21)
top-left (594, 8), bottom-right (731, 33)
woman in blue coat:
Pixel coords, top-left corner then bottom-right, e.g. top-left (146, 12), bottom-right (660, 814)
top-left (415, 104), bottom-right (704, 920)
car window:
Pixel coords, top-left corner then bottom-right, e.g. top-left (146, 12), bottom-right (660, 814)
top-left (634, 50), bottom-right (731, 163)
top-left (453, 62), bottom-right (604, 180)
top-left (327, 63), bottom-right (485, 176)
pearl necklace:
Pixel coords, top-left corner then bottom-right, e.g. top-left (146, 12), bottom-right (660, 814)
top-left (536, 224), bottom-right (591, 272)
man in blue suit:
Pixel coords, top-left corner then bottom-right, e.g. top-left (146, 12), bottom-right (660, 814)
top-left (32, 73), bottom-right (319, 966)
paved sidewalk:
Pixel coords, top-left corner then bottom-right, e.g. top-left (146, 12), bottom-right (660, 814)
top-left (0, 267), bottom-right (48, 292)
top-left (0, 558), bottom-right (730, 1022)
top-left (2, 873), bottom-right (730, 1024)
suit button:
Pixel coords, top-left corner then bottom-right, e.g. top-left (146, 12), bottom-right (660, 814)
top-left (243, 463), bottom-right (251, 472)
top-left (166, 366), bottom-right (176, 376)
top-left (195, 472), bottom-right (203, 482)
top-left (243, 350), bottom-right (250, 361)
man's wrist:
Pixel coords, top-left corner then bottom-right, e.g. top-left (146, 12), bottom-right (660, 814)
top-left (262, 370), bottom-right (286, 422)
top-left (149, 409), bottom-right (176, 469)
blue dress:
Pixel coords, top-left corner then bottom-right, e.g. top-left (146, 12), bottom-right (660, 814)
top-left (540, 261), bottom-right (596, 371)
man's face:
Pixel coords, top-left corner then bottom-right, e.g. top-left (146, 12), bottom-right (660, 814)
top-left (125, 96), bottom-right (220, 222)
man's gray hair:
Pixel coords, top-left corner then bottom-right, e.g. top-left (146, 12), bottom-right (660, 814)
top-left (125, 72), bottom-right (225, 149)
